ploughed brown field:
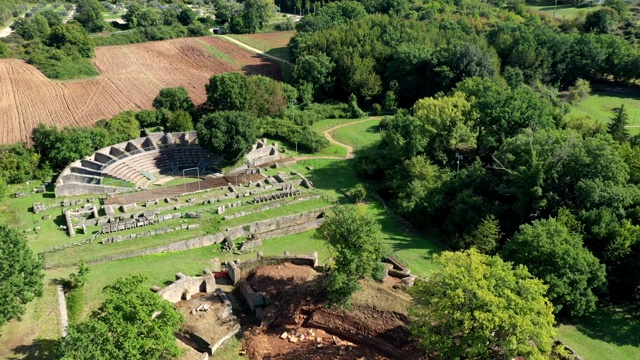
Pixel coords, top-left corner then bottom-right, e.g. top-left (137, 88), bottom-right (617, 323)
top-left (0, 36), bottom-right (280, 145)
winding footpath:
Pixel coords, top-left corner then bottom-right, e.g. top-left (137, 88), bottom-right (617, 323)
top-left (293, 118), bottom-right (380, 161)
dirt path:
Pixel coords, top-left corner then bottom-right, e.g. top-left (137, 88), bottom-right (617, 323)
top-left (57, 285), bottom-right (68, 337)
top-left (293, 118), bottom-right (379, 161)
top-left (63, 6), bottom-right (76, 23)
top-left (217, 35), bottom-right (292, 65)
top-left (0, 13), bottom-right (24, 38)
top-left (0, 25), bottom-right (12, 38)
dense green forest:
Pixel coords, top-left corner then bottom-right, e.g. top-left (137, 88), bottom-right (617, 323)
top-left (272, 0), bottom-right (640, 312)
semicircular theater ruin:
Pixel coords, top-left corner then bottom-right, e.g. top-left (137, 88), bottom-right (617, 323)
top-left (55, 131), bottom-right (283, 197)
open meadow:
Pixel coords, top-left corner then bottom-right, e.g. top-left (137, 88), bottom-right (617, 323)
top-left (226, 31), bottom-right (295, 62)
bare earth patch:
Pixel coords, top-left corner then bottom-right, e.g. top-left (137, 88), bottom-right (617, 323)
top-left (0, 36), bottom-right (280, 144)
top-left (240, 263), bottom-right (423, 360)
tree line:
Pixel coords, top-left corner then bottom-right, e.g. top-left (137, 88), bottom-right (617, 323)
top-left (288, 0), bottom-right (640, 108)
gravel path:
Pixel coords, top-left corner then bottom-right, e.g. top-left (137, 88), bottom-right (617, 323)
top-left (57, 285), bottom-right (68, 337)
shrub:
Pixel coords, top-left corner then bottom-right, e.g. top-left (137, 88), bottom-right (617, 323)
top-left (350, 183), bottom-right (367, 203)
top-left (567, 78), bottom-right (591, 104)
top-left (260, 118), bottom-right (329, 153)
top-left (372, 262), bottom-right (387, 282)
top-left (372, 103), bottom-right (382, 115)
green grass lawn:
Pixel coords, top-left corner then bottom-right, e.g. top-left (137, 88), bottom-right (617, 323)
top-left (156, 176), bottom-right (202, 188)
top-left (48, 229), bottom-right (332, 321)
top-left (527, 2), bottom-right (595, 19)
top-left (270, 138), bottom-right (348, 158)
top-left (0, 275), bottom-right (61, 359)
top-left (226, 31), bottom-right (295, 63)
top-left (557, 305), bottom-right (640, 360)
top-left (103, 10), bottom-right (125, 20)
top-left (196, 39), bottom-right (240, 66)
top-left (330, 119), bottom-right (382, 150)
top-left (570, 89), bottom-right (640, 126)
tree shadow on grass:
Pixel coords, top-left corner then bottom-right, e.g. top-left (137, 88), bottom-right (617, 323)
top-left (572, 305), bottom-right (640, 347)
top-left (7, 338), bottom-right (58, 360)
top-left (241, 61), bottom-right (282, 80)
top-left (295, 158), bottom-right (359, 203)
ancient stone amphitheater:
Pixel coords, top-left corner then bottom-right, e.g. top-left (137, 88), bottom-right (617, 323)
top-left (55, 131), bottom-right (283, 197)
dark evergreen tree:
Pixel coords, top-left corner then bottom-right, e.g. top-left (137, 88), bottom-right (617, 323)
top-left (608, 105), bottom-right (630, 143)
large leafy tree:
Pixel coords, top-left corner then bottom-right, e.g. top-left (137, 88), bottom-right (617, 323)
top-left (205, 72), bottom-right (249, 111)
top-left (104, 111), bottom-right (141, 143)
top-left (381, 92), bottom-right (475, 165)
top-left (152, 87), bottom-right (195, 113)
top-left (502, 218), bottom-right (607, 317)
top-left (316, 205), bottom-right (386, 307)
top-left (293, 53), bottom-right (335, 100)
top-left (165, 110), bottom-right (194, 133)
top-left (241, 0), bottom-right (274, 33)
top-left (454, 78), bottom-right (559, 153)
top-left (73, 0), bottom-right (105, 32)
top-left (0, 225), bottom-right (44, 328)
top-left (47, 23), bottom-right (95, 58)
top-left (57, 276), bottom-right (184, 360)
top-left (196, 111), bottom-right (258, 163)
top-left (409, 249), bottom-right (556, 360)
top-left (246, 75), bottom-right (286, 117)
top-left (31, 124), bottom-right (109, 171)
top-left (295, 1), bottom-right (367, 33)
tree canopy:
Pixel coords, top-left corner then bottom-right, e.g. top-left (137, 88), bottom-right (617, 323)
top-left (73, 0), bottom-right (105, 33)
top-left (57, 275), bottom-right (184, 360)
top-left (0, 225), bottom-right (44, 328)
top-left (502, 218), bottom-right (607, 317)
top-left (317, 205), bottom-right (386, 307)
top-left (152, 87), bottom-right (195, 114)
top-left (205, 72), bottom-right (249, 111)
top-left (196, 110), bottom-right (258, 163)
top-left (103, 111), bottom-right (141, 144)
top-left (409, 249), bottom-right (556, 360)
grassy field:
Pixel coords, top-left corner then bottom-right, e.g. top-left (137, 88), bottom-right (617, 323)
top-left (569, 88), bottom-right (640, 136)
top-left (527, 2), bottom-right (594, 19)
top-left (330, 118), bottom-right (382, 150)
top-left (270, 138), bottom-right (348, 158)
top-left (226, 31), bottom-right (295, 62)
top-left (557, 305), bottom-right (640, 360)
top-left (196, 39), bottom-right (240, 66)
top-left (156, 176), bottom-right (203, 188)
top-left (47, 229), bottom-right (332, 320)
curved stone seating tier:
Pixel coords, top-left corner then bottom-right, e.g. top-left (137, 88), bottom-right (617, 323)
top-left (55, 134), bottom-right (280, 197)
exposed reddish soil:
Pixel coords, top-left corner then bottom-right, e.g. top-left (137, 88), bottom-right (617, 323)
top-left (0, 36), bottom-right (280, 144)
top-left (240, 264), bottom-right (423, 360)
